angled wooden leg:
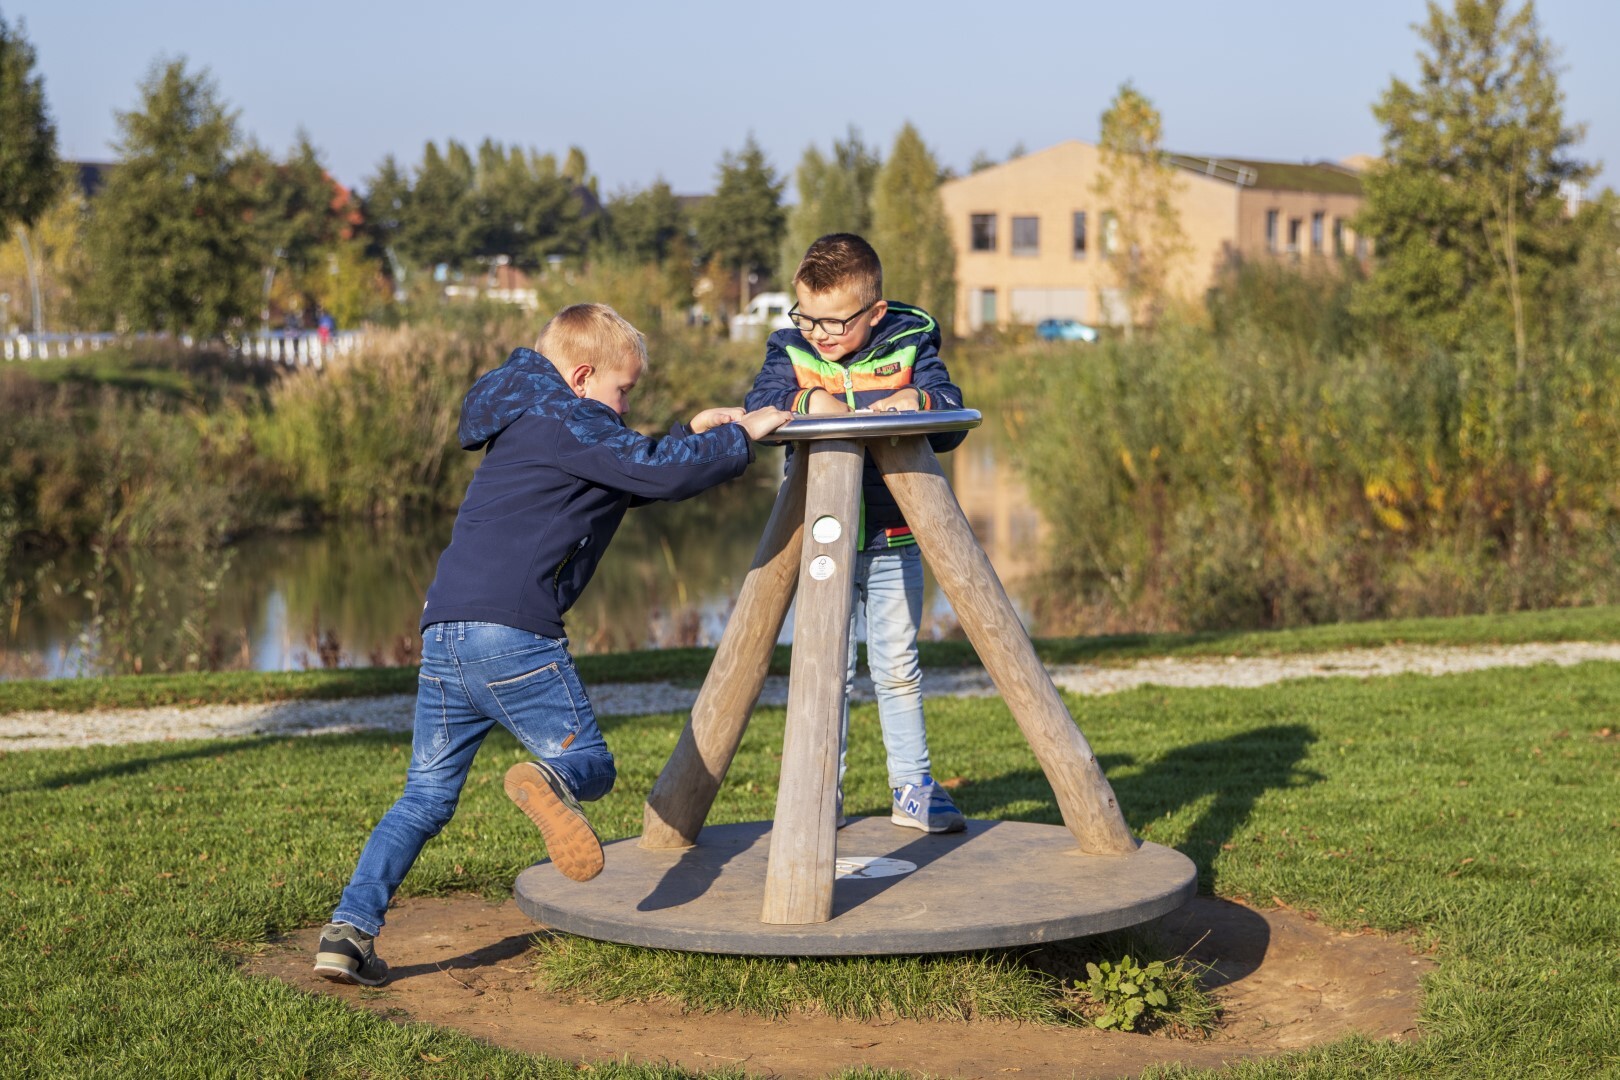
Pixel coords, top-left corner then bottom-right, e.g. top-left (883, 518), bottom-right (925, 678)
top-left (761, 439), bottom-right (862, 923)
top-left (641, 453), bottom-right (807, 849)
top-left (870, 435), bottom-right (1138, 856)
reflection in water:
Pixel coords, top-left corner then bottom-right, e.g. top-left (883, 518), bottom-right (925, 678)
top-left (4, 422), bottom-right (1050, 678)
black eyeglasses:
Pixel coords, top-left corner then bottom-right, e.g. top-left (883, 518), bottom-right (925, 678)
top-left (788, 301), bottom-right (874, 337)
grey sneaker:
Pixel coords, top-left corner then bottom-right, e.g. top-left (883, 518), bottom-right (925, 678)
top-left (313, 921), bottom-right (388, 986)
top-left (891, 777), bottom-right (967, 834)
top-left (504, 760), bottom-right (604, 881)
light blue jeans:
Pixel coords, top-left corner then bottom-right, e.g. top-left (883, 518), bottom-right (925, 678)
top-left (841, 546), bottom-right (932, 791)
top-left (332, 621), bottom-right (616, 936)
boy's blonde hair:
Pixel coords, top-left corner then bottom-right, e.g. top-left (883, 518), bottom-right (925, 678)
top-left (536, 303), bottom-right (648, 374)
top-left (794, 233), bottom-right (883, 307)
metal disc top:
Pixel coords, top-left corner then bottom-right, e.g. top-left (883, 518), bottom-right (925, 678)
top-left (767, 407), bottom-right (982, 442)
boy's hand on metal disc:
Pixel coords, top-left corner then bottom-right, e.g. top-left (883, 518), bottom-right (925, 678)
top-left (689, 406), bottom-right (745, 433)
top-left (868, 389), bottom-right (922, 413)
top-left (739, 407), bottom-right (793, 441)
top-left (805, 389), bottom-right (853, 416)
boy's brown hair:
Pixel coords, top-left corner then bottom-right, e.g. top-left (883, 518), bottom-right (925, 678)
top-left (794, 233), bottom-right (883, 308)
top-left (536, 303), bottom-right (648, 374)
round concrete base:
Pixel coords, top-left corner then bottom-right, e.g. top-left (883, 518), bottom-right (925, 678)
top-left (513, 818), bottom-right (1196, 956)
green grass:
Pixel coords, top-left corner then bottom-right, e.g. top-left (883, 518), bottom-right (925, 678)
top-left (1, 633), bottom-right (1618, 1075)
top-left (7, 603), bottom-right (1620, 714)
top-left (530, 926), bottom-right (1219, 1035)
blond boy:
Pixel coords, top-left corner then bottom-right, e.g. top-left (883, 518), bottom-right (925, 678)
top-left (315, 304), bottom-right (788, 985)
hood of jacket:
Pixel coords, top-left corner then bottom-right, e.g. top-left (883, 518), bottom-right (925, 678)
top-left (820, 303), bottom-right (940, 367)
top-left (458, 347), bottom-right (576, 450)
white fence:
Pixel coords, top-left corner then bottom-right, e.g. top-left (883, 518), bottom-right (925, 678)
top-left (2, 330), bottom-right (365, 367)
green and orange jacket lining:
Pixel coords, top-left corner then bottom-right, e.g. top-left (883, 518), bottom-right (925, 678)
top-left (744, 302), bottom-right (966, 551)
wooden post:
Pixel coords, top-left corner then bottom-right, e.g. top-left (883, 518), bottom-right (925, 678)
top-left (641, 453), bottom-right (807, 849)
top-left (870, 435), bottom-right (1138, 856)
top-left (761, 440), bottom-right (862, 923)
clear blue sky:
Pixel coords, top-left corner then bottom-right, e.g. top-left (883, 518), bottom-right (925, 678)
top-left (17, 0), bottom-right (1620, 198)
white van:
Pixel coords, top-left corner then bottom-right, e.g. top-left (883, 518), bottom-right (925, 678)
top-left (729, 291), bottom-right (795, 342)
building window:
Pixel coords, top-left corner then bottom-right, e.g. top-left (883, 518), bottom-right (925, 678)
top-left (1287, 218), bottom-right (1303, 253)
top-left (1011, 215), bottom-right (1039, 256)
top-left (1265, 210), bottom-right (1279, 253)
top-left (1333, 217), bottom-right (1346, 256)
top-left (970, 214), bottom-right (997, 252)
top-left (1311, 212), bottom-right (1325, 254)
top-left (1010, 215), bottom-right (1039, 257)
top-left (977, 288), bottom-right (997, 328)
top-left (1354, 234), bottom-right (1369, 260)
top-left (1100, 211), bottom-right (1119, 260)
top-left (1072, 211), bottom-right (1087, 258)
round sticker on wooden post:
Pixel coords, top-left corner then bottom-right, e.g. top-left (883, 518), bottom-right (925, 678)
top-left (809, 555), bottom-right (836, 581)
top-left (811, 515), bottom-right (842, 544)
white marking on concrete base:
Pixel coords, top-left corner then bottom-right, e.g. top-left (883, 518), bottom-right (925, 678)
top-left (835, 856), bottom-right (917, 879)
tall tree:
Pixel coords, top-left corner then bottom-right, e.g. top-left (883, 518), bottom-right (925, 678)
top-left (0, 13), bottom-right (61, 335)
top-left (1358, 0), bottom-right (1592, 362)
top-left (695, 136), bottom-right (785, 309)
top-left (870, 123), bottom-right (955, 330)
top-left (234, 132), bottom-right (351, 324)
top-left (1091, 83), bottom-right (1187, 332)
top-left (600, 179), bottom-right (688, 264)
top-left (81, 60), bottom-right (254, 336)
top-left (360, 153), bottom-right (412, 290)
top-left (779, 127), bottom-right (880, 287)
top-left (396, 140), bottom-right (473, 271)
top-left (0, 13), bottom-right (57, 233)
top-left (1358, 0), bottom-right (1594, 599)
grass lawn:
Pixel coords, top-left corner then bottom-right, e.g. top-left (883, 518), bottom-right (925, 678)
top-left (1, 615), bottom-right (1618, 1076)
top-left (6, 603), bottom-right (1620, 715)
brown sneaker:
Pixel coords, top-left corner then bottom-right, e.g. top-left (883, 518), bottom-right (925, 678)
top-left (504, 760), bottom-right (604, 881)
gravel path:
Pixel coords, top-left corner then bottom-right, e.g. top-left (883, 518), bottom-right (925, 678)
top-left (5, 641), bottom-right (1619, 753)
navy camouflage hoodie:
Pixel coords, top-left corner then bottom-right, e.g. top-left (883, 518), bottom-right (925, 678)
top-left (421, 347), bottom-right (754, 637)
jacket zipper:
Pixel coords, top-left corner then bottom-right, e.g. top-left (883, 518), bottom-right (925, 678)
top-left (553, 537), bottom-right (589, 590)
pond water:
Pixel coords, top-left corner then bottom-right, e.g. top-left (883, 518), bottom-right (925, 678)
top-left (1, 416), bottom-right (1051, 679)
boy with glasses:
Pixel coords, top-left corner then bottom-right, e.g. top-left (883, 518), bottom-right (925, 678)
top-left (745, 233), bottom-right (969, 834)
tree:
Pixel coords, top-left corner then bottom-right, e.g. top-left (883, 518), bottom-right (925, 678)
top-left (0, 163), bottom-right (84, 332)
top-left (0, 13), bottom-right (61, 335)
top-left (600, 179), bottom-right (688, 264)
top-left (235, 132), bottom-right (353, 324)
top-left (870, 123), bottom-right (955, 330)
top-left (779, 127), bottom-right (880, 288)
top-left (1357, 0), bottom-right (1595, 600)
top-left (80, 60), bottom-right (254, 336)
top-left (694, 136), bottom-right (785, 309)
top-left (1091, 83), bottom-right (1187, 332)
top-left (360, 153), bottom-right (412, 293)
top-left (1358, 0), bottom-right (1592, 362)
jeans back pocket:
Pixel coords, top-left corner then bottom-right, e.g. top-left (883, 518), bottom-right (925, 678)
top-left (487, 662), bottom-right (582, 758)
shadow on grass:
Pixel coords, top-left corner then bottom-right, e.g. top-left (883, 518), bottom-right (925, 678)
top-left (958, 725), bottom-right (1320, 888)
top-left (3, 736), bottom-right (274, 795)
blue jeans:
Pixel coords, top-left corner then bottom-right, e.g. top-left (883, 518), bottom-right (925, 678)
top-left (841, 546), bottom-right (931, 790)
top-left (332, 621), bottom-right (616, 936)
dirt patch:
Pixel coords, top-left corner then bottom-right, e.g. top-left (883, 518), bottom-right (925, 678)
top-left (249, 894), bottom-right (1431, 1078)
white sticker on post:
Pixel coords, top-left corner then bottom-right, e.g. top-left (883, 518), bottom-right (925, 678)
top-left (811, 515), bottom-right (842, 544)
top-left (809, 555), bottom-right (836, 581)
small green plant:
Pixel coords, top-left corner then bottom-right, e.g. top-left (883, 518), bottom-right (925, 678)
top-left (1083, 955), bottom-right (1171, 1031)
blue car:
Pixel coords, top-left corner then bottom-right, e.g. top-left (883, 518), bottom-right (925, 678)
top-left (1036, 318), bottom-right (1101, 344)
top-left (1036, 318), bottom-right (1099, 343)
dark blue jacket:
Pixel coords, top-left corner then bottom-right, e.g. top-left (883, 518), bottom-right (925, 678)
top-left (421, 347), bottom-right (754, 637)
top-left (745, 303), bottom-right (965, 550)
